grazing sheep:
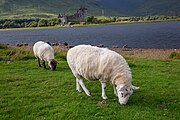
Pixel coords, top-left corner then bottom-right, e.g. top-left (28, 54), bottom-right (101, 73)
top-left (33, 41), bottom-right (58, 70)
top-left (67, 45), bottom-right (139, 105)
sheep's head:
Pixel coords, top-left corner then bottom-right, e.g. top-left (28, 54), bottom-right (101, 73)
top-left (48, 59), bottom-right (58, 70)
top-left (116, 84), bottom-right (139, 105)
top-left (116, 85), bottom-right (133, 105)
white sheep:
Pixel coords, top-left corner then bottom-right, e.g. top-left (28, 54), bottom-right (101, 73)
top-left (33, 41), bottom-right (58, 70)
top-left (67, 45), bottom-right (139, 105)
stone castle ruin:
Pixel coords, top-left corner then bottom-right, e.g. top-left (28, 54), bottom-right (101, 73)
top-left (58, 7), bottom-right (87, 26)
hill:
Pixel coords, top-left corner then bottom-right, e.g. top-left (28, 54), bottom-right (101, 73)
top-left (97, 0), bottom-right (180, 16)
top-left (0, 0), bottom-right (180, 18)
top-left (0, 0), bottom-right (107, 18)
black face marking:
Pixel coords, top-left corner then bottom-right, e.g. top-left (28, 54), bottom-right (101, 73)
top-left (50, 60), bottom-right (57, 70)
top-left (46, 42), bottom-right (51, 45)
top-left (124, 93), bottom-right (128, 98)
top-left (121, 93), bottom-right (124, 97)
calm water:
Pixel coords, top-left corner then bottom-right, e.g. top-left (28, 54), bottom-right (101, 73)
top-left (0, 21), bottom-right (180, 48)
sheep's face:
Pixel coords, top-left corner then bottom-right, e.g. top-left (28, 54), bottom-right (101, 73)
top-left (48, 60), bottom-right (58, 70)
top-left (117, 85), bottom-right (133, 105)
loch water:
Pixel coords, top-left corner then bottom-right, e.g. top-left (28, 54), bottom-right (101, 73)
top-left (0, 21), bottom-right (180, 48)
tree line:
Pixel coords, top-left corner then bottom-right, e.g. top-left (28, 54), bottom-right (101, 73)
top-left (0, 15), bottom-right (179, 29)
top-left (0, 18), bottom-right (59, 29)
top-left (87, 15), bottom-right (180, 24)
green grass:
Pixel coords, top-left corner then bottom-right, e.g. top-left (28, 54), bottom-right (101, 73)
top-left (0, 46), bottom-right (179, 120)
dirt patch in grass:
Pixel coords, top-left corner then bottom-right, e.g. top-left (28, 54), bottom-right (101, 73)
top-left (112, 48), bottom-right (180, 59)
top-left (2, 44), bottom-right (180, 60)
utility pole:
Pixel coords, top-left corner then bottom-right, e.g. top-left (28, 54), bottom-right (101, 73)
top-left (102, 9), bottom-right (104, 16)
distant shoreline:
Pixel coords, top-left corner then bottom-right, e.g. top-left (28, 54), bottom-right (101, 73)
top-left (0, 19), bottom-right (179, 31)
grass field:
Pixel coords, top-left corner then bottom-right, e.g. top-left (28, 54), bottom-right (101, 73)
top-left (0, 45), bottom-right (179, 120)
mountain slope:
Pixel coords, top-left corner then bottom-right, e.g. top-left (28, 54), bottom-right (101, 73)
top-left (0, 0), bottom-right (109, 17)
top-left (0, 0), bottom-right (179, 18)
top-left (97, 0), bottom-right (180, 16)
top-left (138, 0), bottom-right (180, 16)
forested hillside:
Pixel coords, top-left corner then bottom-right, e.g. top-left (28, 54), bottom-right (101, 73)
top-left (0, 0), bottom-right (110, 18)
top-left (97, 0), bottom-right (180, 16)
top-left (0, 0), bottom-right (180, 18)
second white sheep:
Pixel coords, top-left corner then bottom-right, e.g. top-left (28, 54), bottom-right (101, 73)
top-left (33, 41), bottom-right (58, 70)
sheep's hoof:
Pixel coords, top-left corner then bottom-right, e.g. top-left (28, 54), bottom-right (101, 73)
top-left (76, 89), bottom-right (82, 93)
top-left (102, 96), bottom-right (108, 100)
top-left (87, 93), bottom-right (92, 96)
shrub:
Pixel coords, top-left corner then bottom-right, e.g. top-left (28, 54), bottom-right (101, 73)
top-left (47, 18), bottom-right (59, 26)
top-left (0, 47), bottom-right (34, 61)
top-left (38, 19), bottom-right (48, 27)
top-left (169, 52), bottom-right (180, 59)
top-left (0, 44), bottom-right (8, 49)
top-left (29, 21), bottom-right (38, 27)
top-left (87, 16), bottom-right (98, 23)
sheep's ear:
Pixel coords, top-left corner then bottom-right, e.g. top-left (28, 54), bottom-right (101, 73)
top-left (131, 85), bottom-right (139, 90)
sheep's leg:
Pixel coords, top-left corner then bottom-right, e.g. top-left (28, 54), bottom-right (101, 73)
top-left (42, 60), bottom-right (46, 69)
top-left (113, 84), bottom-right (118, 96)
top-left (76, 78), bottom-right (82, 92)
top-left (101, 82), bottom-right (108, 99)
top-left (37, 58), bottom-right (41, 67)
top-left (78, 79), bottom-right (91, 96)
